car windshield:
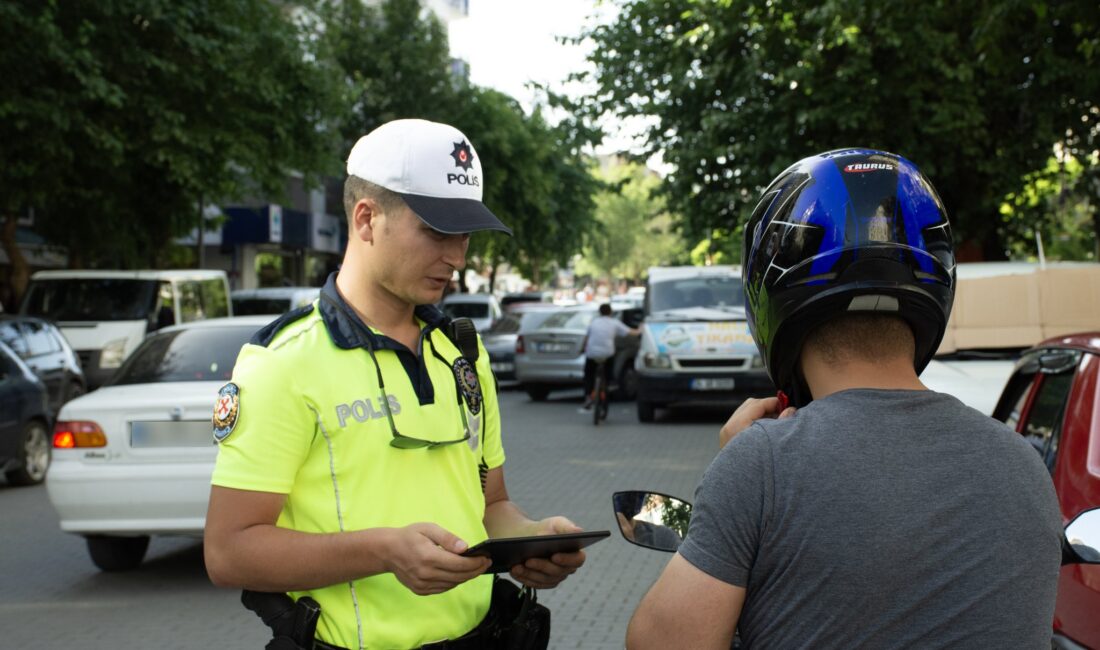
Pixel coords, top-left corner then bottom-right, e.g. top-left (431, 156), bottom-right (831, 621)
top-left (538, 309), bottom-right (597, 331)
top-left (648, 276), bottom-right (744, 313)
top-left (442, 302), bottom-right (490, 319)
top-left (22, 279), bottom-right (159, 321)
top-left (488, 314), bottom-right (521, 334)
top-left (232, 298), bottom-right (292, 316)
top-left (110, 325), bottom-right (256, 385)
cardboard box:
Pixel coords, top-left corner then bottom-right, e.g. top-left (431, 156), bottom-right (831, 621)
top-left (937, 263), bottom-right (1100, 354)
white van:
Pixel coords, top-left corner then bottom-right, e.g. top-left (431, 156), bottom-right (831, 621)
top-left (634, 265), bottom-right (774, 421)
top-left (20, 270), bottom-right (231, 388)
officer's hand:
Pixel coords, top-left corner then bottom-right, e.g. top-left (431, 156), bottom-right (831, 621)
top-left (719, 397), bottom-right (796, 448)
top-left (384, 523), bottom-right (491, 596)
top-left (509, 517), bottom-right (585, 590)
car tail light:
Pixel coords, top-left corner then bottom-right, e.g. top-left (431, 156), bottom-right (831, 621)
top-left (53, 421), bottom-right (107, 448)
top-left (515, 335), bottom-right (525, 354)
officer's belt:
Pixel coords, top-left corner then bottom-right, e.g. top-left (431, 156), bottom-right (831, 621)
top-left (313, 623), bottom-right (484, 650)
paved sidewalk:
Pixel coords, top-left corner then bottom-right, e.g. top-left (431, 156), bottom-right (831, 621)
top-left (496, 390), bottom-right (723, 649)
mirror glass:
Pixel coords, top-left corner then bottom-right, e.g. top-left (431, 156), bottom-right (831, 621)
top-left (1065, 507), bottom-right (1100, 564)
top-left (612, 491), bottom-right (692, 552)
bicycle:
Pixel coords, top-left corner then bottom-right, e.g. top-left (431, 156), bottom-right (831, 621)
top-left (592, 358), bottom-right (610, 425)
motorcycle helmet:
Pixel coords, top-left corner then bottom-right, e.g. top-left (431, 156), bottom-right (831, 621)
top-left (742, 148), bottom-right (955, 407)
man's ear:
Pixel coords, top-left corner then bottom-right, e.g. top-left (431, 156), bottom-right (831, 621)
top-left (352, 198), bottom-right (378, 244)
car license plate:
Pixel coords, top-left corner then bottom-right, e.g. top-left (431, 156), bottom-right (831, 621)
top-left (536, 342), bottom-right (572, 353)
top-left (491, 362), bottom-right (514, 373)
top-left (691, 378), bottom-right (735, 391)
top-left (131, 421), bottom-right (215, 448)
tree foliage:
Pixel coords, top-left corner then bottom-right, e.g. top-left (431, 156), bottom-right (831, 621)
top-left (313, 0), bottom-right (456, 149)
top-left (580, 160), bottom-right (685, 282)
top-left (453, 89), bottom-right (602, 285)
top-left (1, 0), bottom-right (603, 296)
top-left (1001, 154), bottom-right (1098, 260)
top-left (0, 0), bottom-right (342, 270)
top-left (582, 0), bottom-right (1100, 260)
top-left (317, 1), bottom-right (601, 285)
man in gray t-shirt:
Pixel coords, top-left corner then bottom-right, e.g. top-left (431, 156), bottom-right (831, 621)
top-left (680, 389), bottom-right (1061, 648)
top-left (624, 149), bottom-right (1063, 649)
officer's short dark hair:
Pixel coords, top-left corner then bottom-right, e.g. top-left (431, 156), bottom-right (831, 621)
top-left (343, 176), bottom-right (406, 225)
top-left (599, 303), bottom-right (612, 316)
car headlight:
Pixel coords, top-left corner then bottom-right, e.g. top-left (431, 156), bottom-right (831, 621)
top-left (100, 338), bottom-right (128, 369)
top-left (643, 352), bottom-right (672, 369)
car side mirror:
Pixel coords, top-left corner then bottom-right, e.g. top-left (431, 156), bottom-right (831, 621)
top-left (612, 491), bottom-right (693, 552)
top-left (1064, 507), bottom-right (1100, 565)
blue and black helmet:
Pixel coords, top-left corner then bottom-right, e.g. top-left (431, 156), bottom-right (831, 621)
top-left (742, 149), bottom-right (956, 406)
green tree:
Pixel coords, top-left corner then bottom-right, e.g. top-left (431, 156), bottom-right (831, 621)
top-left (1001, 154), bottom-right (1098, 260)
top-left (0, 0), bottom-right (341, 294)
top-left (582, 0), bottom-right (1100, 260)
top-left (581, 160), bottom-right (685, 283)
top-left (453, 88), bottom-right (601, 287)
top-left (314, 0), bottom-right (457, 149)
top-left (316, 1), bottom-right (600, 287)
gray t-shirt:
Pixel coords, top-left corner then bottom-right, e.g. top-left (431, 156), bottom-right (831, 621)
top-left (679, 389), bottom-right (1062, 649)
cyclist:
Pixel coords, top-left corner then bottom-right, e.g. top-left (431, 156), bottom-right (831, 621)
top-left (582, 303), bottom-right (639, 410)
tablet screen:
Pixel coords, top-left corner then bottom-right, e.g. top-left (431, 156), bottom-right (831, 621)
top-left (463, 530), bottom-right (611, 573)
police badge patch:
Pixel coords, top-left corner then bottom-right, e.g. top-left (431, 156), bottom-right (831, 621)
top-left (212, 382), bottom-right (240, 443)
top-left (452, 357), bottom-right (482, 416)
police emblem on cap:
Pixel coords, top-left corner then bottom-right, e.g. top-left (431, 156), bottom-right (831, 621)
top-left (450, 140), bottom-right (475, 171)
top-left (452, 358), bottom-right (482, 416)
top-left (212, 382), bottom-right (240, 443)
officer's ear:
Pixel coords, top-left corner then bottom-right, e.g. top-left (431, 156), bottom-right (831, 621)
top-left (352, 197), bottom-right (379, 244)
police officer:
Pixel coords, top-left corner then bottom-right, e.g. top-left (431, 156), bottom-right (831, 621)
top-left (204, 119), bottom-right (586, 649)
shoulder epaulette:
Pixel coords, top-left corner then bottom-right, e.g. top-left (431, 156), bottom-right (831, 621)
top-left (250, 304), bottom-right (316, 347)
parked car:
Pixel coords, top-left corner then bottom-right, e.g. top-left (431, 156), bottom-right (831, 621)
top-left (500, 291), bottom-right (553, 311)
top-left (514, 304), bottom-right (644, 402)
top-left (991, 332), bottom-right (1100, 649)
top-left (482, 304), bottom-right (559, 382)
top-left (45, 315), bottom-right (272, 571)
top-left (231, 286), bottom-right (319, 316)
top-left (440, 293), bottom-right (502, 332)
top-left (0, 315), bottom-right (85, 416)
top-left (0, 340), bottom-right (52, 486)
top-left (20, 269), bottom-right (232, 389)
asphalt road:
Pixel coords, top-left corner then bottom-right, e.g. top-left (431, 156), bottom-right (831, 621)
top-left (0, 386), bottom-right (731, 649)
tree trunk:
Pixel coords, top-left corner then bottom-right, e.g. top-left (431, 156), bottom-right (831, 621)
top-left (487, 253), bottom-right (498, 294)
top-left (1, 213), bottom-right (30, 310)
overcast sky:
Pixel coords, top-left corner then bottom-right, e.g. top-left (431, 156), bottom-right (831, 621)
top-left (447, 1), bottom-right (653, 157)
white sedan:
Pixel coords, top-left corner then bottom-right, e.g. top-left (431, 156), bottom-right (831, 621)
top-left (46, 316), bottom-right (273, 571)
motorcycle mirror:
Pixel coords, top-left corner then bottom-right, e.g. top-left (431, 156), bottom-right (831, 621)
top-left (612, 491), bottom-right (693, 553)
top-left (1063, 506), bottom-right (1100, 565)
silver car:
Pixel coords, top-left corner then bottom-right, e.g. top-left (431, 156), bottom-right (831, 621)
top-left (514, 305), bottom-right (642, 401)
top-left (482, 306), bottom-right (559, 382)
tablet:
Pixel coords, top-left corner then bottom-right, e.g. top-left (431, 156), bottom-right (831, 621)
top-left (462, 530), bottom-right (611, 574)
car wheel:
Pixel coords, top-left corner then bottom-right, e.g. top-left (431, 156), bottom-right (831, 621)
top-left (637, 401), bottom-right (657, 423)
top-left (6, 419), bottom-right (51, 486)
top-left (616, 366), bottom-right (639, 401)
top-left (86, 535), bottom-right (150, 572)
top-left (525, 385), bottom-right (551, 401)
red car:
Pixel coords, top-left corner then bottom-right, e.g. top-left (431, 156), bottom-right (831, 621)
top-left (993, 332), bottom-right (1100, 649)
